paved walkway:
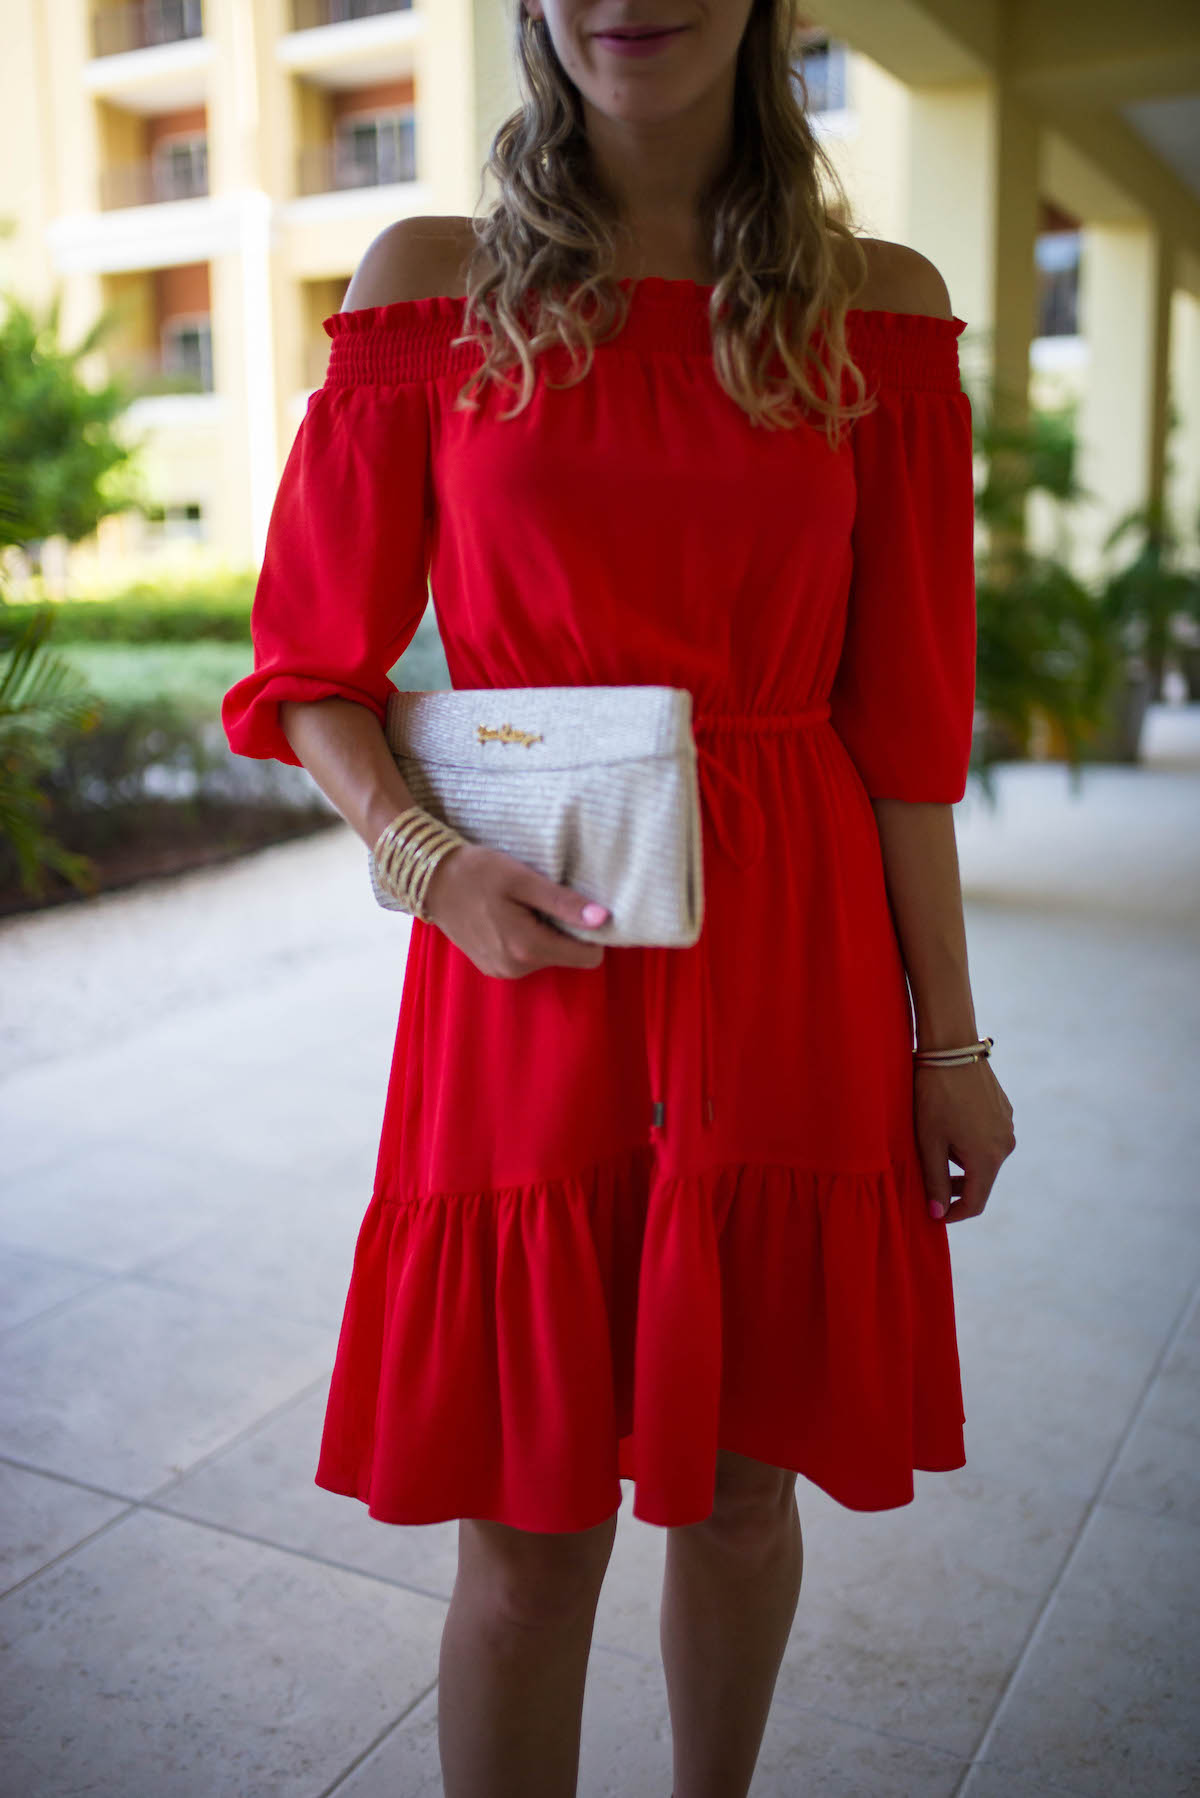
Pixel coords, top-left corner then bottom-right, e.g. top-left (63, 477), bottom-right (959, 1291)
top-left (1, 704), bottom-right (1197, 1798)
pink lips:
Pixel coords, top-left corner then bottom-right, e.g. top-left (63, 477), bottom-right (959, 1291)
top-left (593, 25), bottom-right (686, 56)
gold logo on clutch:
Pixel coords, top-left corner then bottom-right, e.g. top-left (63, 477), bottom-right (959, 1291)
top-left (476, 722), bottom-right (544, 748)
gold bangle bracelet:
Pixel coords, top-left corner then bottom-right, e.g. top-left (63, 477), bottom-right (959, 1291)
top-left (374, 810), bottom-right (443, 890)
top-left (913, 1035), bottom-right (1000, 1057)
top-left (379, 837), bottom-right (438, 915)
top-left (410, 836), bottom-right (463, 920)
top-left (372, 808), bottom-right (469, 921)
top-left (373, 810), bottom-right (432, 894)
top-left (376, 808), bottom-right (438, 864)
top-left (383, 819), bottom-right (448, 893)
top-left (395, 819), bottom-right (458, 894)
top-left (409, 831), bottom-right (466, 921)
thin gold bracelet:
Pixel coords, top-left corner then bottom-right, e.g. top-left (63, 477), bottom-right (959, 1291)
top-left (375, 811), bottom-right (460, 916)
top-left (374, 810), bottom-right (434, 909)
top-left (380, 827), bottom-right (461, 921)
top-left (373, 807), bottom-right (469, 922)
top-left (913, 1035), bottom-right (994, 1067)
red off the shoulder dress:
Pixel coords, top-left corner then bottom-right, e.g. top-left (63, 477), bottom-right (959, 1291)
top-left (221, 276), bottom-right (977, 1533)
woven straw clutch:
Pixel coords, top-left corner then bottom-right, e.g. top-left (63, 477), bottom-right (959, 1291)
top-left (367, 684), bottom-right (704, 948)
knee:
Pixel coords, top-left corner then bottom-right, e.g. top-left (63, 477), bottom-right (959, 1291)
top-left (693, 1453), bottom-right (799, 1553)
top-left (458, 1512), bottom-right (618, 1631)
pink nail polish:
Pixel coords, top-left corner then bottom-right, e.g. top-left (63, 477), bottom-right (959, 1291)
top-left (582, 902), bottom-right (608, 926)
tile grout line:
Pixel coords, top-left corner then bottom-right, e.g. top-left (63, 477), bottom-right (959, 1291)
top-left (0, 1370), bottom-right (333, 1599)
top-left (135, 1498), bottom-right (459, 1608)
top-left (0, 1460), bottom-right (460, 1613)
top-left (950, 1269), bottom-right (1200, 1797)
top-left (139, 1367), bottom-right (336, 1502)
top-left (0, 1245), bottom-right (360, 1340)
top-left (0, 1265), bottom-right (127, 1340)
top-left (316, 1676), bottom-right (442, 1798)
top-left (0, 1506), bottom-right (144, 1605)
top-left (751, 1683), bottom-right (972, 1769)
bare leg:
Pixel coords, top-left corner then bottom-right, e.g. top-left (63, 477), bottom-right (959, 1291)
top-left (661, 1449), bottom-right (804, 1798)
top-left (438, 1507), bottom-right (619, 1798)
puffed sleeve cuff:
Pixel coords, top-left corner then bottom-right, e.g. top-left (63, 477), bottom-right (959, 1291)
top-left (829, 314), bottom-right (977, 803)
top-left (221, 377), bottom-right (432, 768)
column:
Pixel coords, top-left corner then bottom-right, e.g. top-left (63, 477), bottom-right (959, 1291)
top-left (905, 82), bottom-right (993, 364)
top-left (414, 0), bottom-right (477, 212)
top-left (1075, 222), bottom-right (1162, 576)
top-left (206, 0), bottom-right (279, 564)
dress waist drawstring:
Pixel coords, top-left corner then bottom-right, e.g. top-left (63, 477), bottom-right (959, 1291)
top-left (643, 702), bottom-right (832, 1139)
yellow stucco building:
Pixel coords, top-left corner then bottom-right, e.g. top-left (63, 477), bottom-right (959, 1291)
top-left (1, 1), bottom-right (1198, 585)
top-left (1, 0), bottom-right (517, 576)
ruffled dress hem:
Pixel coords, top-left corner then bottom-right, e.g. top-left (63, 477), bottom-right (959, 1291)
top-left (313, 1140), bottom-right (966, 1533)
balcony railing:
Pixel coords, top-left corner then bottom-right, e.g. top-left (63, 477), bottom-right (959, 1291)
top-left (296, 128), bottom-right (416, 197)
top-left (91, 0), bottom-right (204, 58)
top-left (115, 344), bottom-right (214, 398)
top-left (100, 151), bottom-right (209, 210)
top-left (291, 0), bottom-right (412, 27)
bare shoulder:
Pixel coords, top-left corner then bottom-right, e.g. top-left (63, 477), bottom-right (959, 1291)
top-left (341, 215), bottom-right (479, 311)
top-left (838, 236), bottom-right (954, 320)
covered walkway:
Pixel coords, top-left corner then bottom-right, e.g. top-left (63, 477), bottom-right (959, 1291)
top-left (1, 706), bottom-right (1197, 1796)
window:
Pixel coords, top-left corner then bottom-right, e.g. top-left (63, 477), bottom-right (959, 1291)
top-left (152, 133), bottom-right (208, 201)
top-left (793, 33), bottom-right (848, 114)
top-left (91, 0), bottom-right (204, 57)
top-left (1035, 231), bottom-right (1081, 337)
top-left (161, 314), bottom-right (213, 391)
top-left (333, 109), bottom-right (416, 189)
top-left (149, 0), bottom-right (204, 43)
top-left (291, 1), bottom-right (413, 27)
top-left (144, 501), bottom-right (207, 546)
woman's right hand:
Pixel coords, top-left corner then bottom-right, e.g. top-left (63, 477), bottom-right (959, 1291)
top-left (269, 701), bottom-right (604, 974)
top-left (421, 843), bottom-right (610, 977)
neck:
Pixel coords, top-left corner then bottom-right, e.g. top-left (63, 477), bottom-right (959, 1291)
top-left (581, 83), bottom-right (734, 284)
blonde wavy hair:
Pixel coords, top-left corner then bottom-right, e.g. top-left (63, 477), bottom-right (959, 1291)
top-left (450, 0), bottom-right (877, 447)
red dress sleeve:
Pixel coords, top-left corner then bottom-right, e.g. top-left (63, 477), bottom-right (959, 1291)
top-left (221, 365), bottom-right (432, 767)
top-left (829, 313), bottom-right (977, 803)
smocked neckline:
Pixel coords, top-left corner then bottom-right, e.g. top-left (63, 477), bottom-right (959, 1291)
top-left (322, 276), bottom-right (968, 340)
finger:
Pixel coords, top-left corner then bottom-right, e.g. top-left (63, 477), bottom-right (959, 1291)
top-left (939, 1174), bottom-right (970, 1221)
top-left (508, 867), bottom-right (610, 934)
top-left (944, 1155), bottom-right (993, 1222)
top-left (918, 1138), bottom-right (953, 1221)
top-left (509, 912), bottom-right (604, 972)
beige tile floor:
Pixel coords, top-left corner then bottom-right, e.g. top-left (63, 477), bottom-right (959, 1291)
top-left (1, 701), bottom-right (1197, 1798)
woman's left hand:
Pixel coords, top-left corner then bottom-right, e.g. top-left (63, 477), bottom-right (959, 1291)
top-left (913, 1059), bottom-right (1016, 1223)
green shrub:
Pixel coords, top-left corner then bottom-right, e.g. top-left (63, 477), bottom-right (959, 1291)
top-left (57, 612), bottom-right (450, 716)
top-left (0, 604), bottom-right (455, 905)
top-left (16, 625), bottom-right (444, 826)
top-left (42, 691), bottom-right (224, 811)
top-left (0, 597), bottom-right (103, 897)
top-left (58, 642), bottom-right (254, 718)
top-left (2, 580), bottom-right (462, 673)
top-left (4, 572), bottom-right (256, 642)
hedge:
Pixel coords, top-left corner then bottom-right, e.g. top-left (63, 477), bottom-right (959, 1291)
top-left (5, 573), bottom-right (256, 642)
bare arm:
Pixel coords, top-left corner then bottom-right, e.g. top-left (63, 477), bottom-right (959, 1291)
top-left (870, 799), bottom-right (977, 1050)
top-left (851, 241), bottom-right (1015, 1219)
top-left (847, 236), bottom-right (979, 1045)
top-left (872, 794), bottom-right (1014, 1227)
top-left (278, 695), bottom-right (420, 853)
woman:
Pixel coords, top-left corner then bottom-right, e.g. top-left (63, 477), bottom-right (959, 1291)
top-left (222, 2), bottom-right (1017, 1794)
